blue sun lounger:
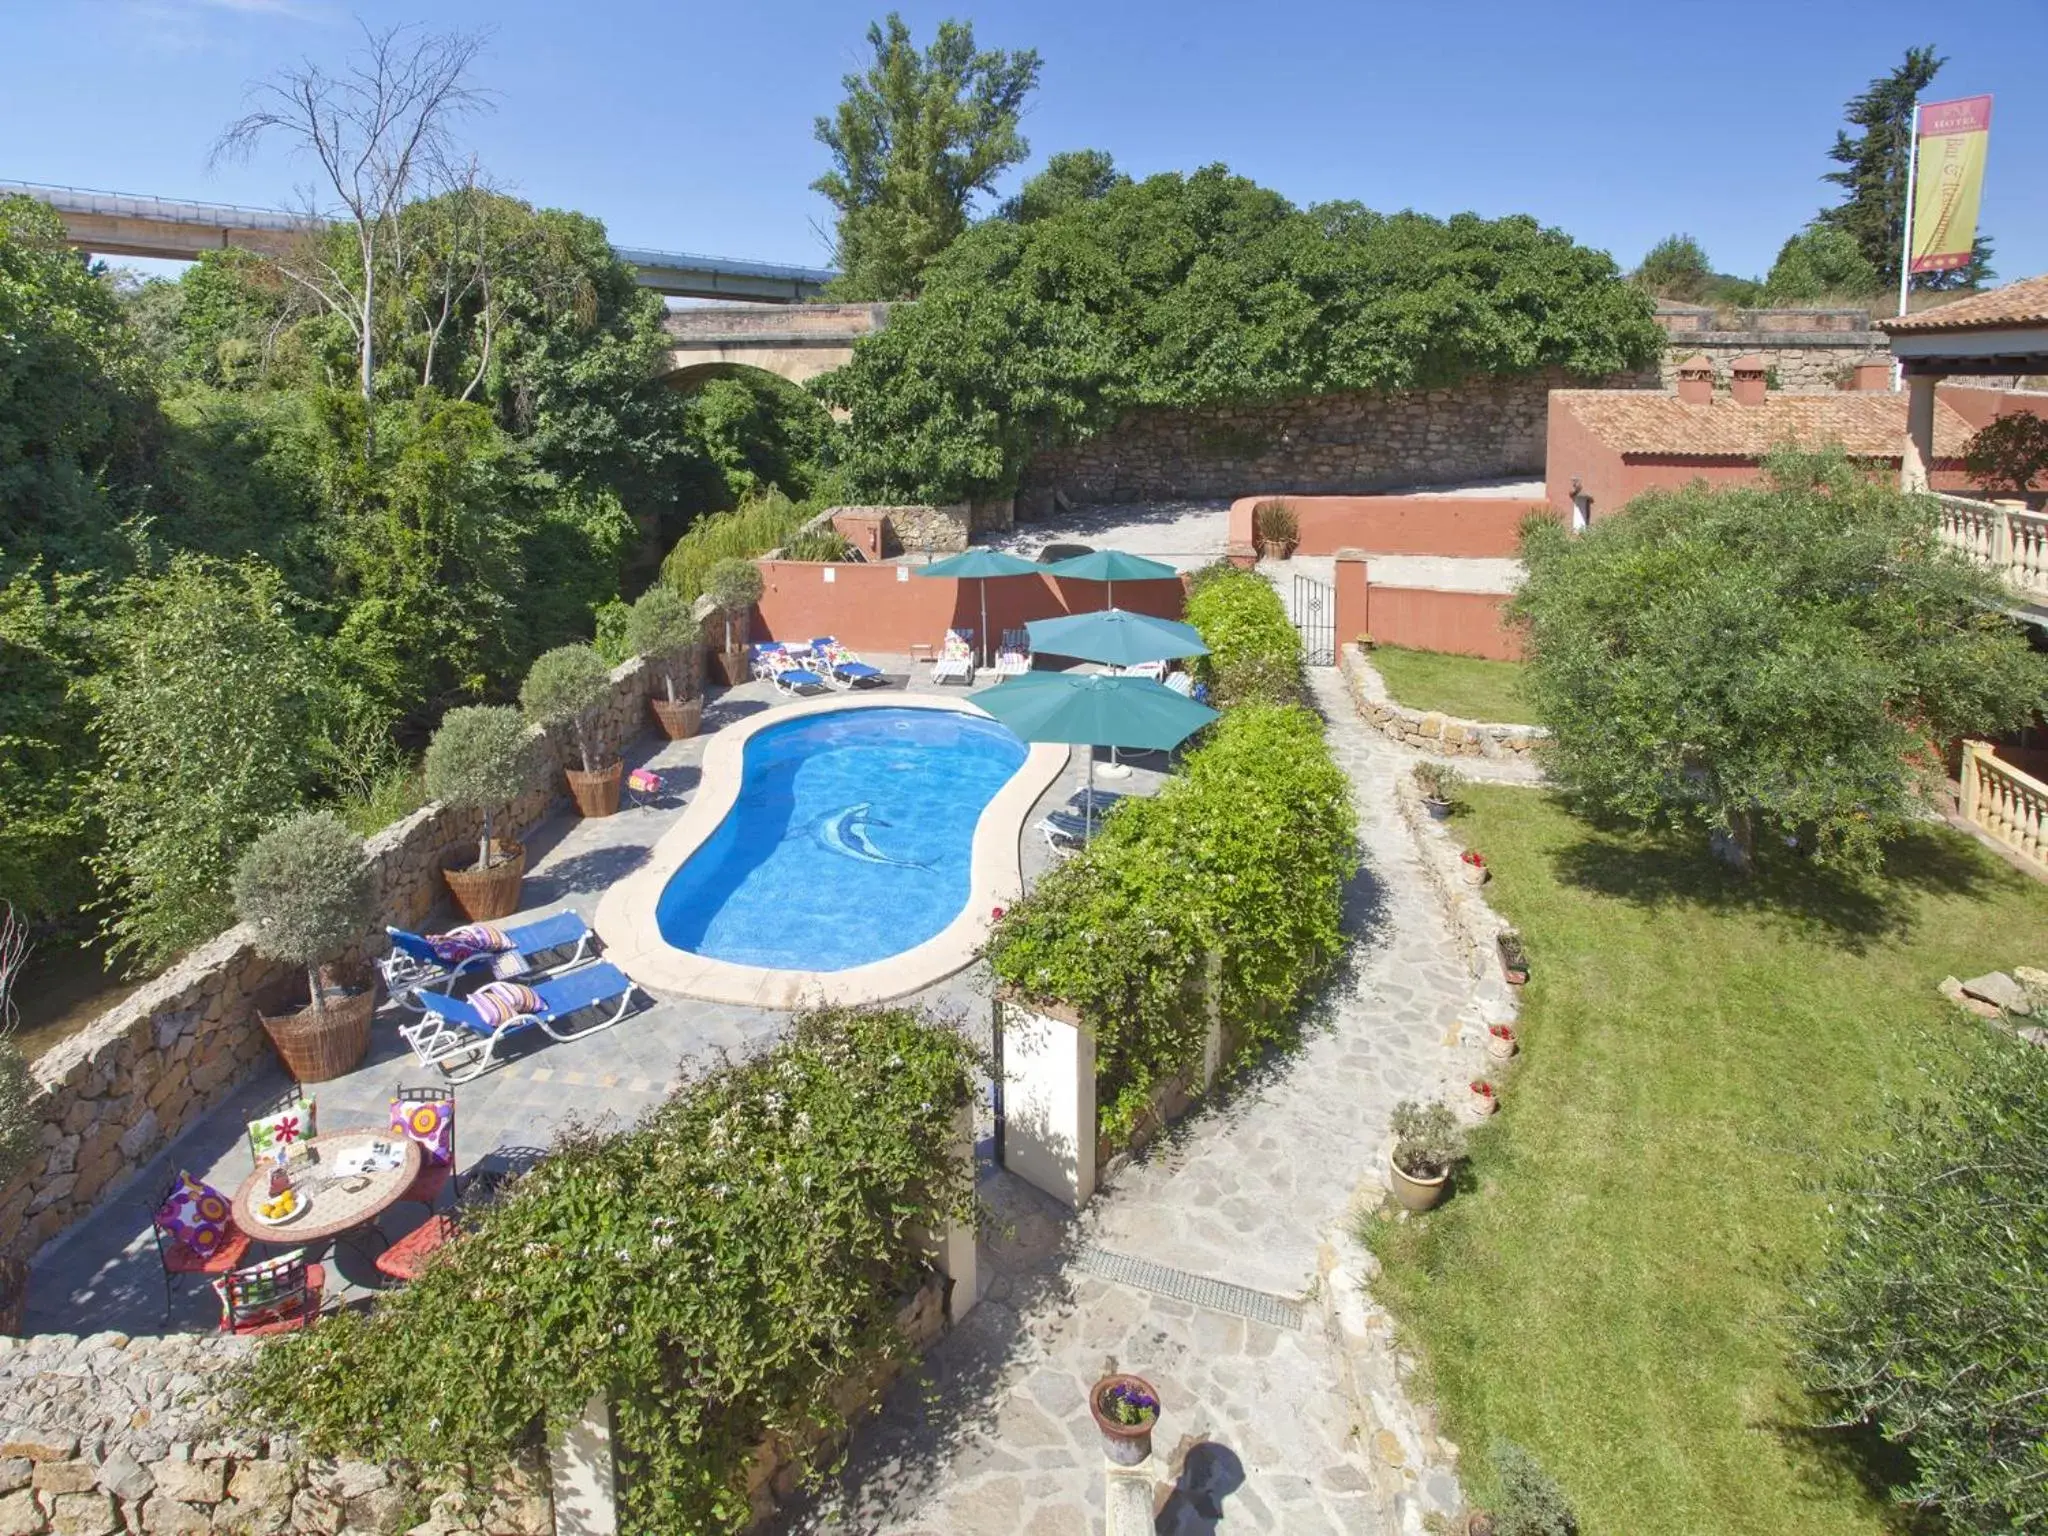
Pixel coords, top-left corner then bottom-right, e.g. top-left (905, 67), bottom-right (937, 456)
top-left (810, 637), bottom-right (887, 689)
top-left (399, 962), bottom-right (646, 1082)
top-left (379, 911), bottom-right (598, 1009)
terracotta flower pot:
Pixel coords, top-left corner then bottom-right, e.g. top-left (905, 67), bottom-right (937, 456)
top-left (1487, 1025), bottom-right (1519, 1061)
top-left (261, 980), bottom-right (376, 1084)
top-left (715, 649), bottom-right (751, 687)
top-left (566, 761), bottom-right (623, 819)
top-left (1465, 1080), bottom-right (1498, 1120)
top-left (1389, 1153), bottom-right (1450, 1212)
top-left (1461, 860), bottom-right (1488, 887)
top-left (443, 839), bottom-right (527, 922)
top-left (1497, 931), bottom-right (1530, 986)
top-left (1088, 1374), bottom-right (1161, 1466)
top-left (1256, 539), bottom-right (1298, 562)
top-left (651, 696), bottom-right (703, 740)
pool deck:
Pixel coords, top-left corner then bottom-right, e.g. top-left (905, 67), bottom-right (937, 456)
top-left (24, 656), bottom-right (1172, 1335)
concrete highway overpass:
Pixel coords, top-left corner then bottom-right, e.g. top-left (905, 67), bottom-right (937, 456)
top-left (2, 180), bottom-right (837, 303)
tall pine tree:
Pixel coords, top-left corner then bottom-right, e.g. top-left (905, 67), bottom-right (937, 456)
top-left (1817, 47), bottom-right (1993, 295)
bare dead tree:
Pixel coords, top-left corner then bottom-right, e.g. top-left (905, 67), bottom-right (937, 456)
top-left (212, 22), bottom-right (491, 455)
top-left (0, 903), bottom-right (26, 1035)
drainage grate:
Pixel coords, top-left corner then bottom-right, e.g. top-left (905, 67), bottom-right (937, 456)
top-left (1074, 1246), bottom-right (1306, 1331)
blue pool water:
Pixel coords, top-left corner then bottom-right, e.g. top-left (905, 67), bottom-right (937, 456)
top-left (655, 708), bottom-right (1029, 971)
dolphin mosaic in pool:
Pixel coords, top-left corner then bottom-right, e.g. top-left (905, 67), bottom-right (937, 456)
top-left (814, 802), bottom-right (930, 869)
top-left (653, 707), bottom-right (1028, 971)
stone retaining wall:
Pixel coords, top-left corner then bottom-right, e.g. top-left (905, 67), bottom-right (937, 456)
top-left (0, 652), bottom-right (692, 1263)
top-left (1656, 332), bottom-right (1886, 392)
top-left (1339, 646), bottom-right (1547, 760)
top-left (0, 1330), bottom-right (549, 1535)
top-left (1019, 369), bottom-right (1647, 503)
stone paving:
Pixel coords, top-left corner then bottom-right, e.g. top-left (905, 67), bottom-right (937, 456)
top-left (783, 662), bottom-right (1491, 1534)
top-left (24, 659), bottom-right (1165, 1336)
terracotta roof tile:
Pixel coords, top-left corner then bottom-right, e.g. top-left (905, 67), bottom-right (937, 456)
top-left (1879, 274), bottom-right (2048, 334)
top-left (1551, 389), bottom-right (1971, 461)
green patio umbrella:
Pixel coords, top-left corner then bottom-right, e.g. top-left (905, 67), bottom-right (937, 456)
top-left (1025, 608), bottom-right (1208, 669)
top-left (915, 548), bottom-right (1042, 667)
top-left (972, 672), bottom-right (1218, 834)
top-left (1045, 548), bottom-right (1179, 609)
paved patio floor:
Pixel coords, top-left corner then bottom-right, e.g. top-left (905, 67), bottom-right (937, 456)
top-left (25, 658), bottom-right (1166, 1335)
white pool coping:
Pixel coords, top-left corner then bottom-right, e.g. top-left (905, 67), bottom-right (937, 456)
top-left (593, 692), bottom-right (1069, 1008)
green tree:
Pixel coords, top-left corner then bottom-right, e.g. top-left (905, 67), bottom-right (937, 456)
top-left (0, 573), bottom-right (97, 926)
top-left (1799, 1031), bottom-right (2048, 1532)
top-left (231, 810), bottom-right (377, 1023)
top-left (421, 704), bottom-right (536, 874)
top-left (1763, 223), bottom-right (1881, 302)
top-left (1632, 234), bottom-right (1713, 302)
top-left (86, 557), bottom-right (314, 969)
top-left (819, 167), bottom-right (1661, 503)
top-left (1816, 46), bottom-right (1993, 293)
top-left (1511, 450), bottom-right (2048, 874)
top-left (812, 13), bottom-right (1042, 299)
top-left (999, 149), bottom-right (1126, 223)
top-left (0, 196), bottom-right (157, 578)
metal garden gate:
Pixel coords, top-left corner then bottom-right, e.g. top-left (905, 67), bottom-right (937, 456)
top-left (1292, 573), bottom-right (1336, 666)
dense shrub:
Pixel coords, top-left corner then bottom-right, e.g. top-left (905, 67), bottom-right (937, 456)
top-left (988, 677), bottom-right (1353, 1137)
top-left (1798, 1031), bottom-right (2048, 1532)
top-left (658, 487), bottom-right (813, 605)
top-left (1488, 1440), bottom-right (1580, 1536)
top-left (237, 1006), bottom-right (979, 1535)
top-left (1182, 565), bottom-right (1303, 707)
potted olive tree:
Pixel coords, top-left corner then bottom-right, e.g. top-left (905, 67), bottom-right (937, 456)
top-left (624, 585), bottom-right (704, 739)
top-left (425, 704), bottom-right (538, 922)
top-left (1414, 760), bottom-right (1464, 821)
top-left (1388, 1098), bottom-right (1466, 1212)
top-left (0, 905), bottom-right (37, 1334)
top-left (234, 810), bottom-right (380, 1083)
top-left (704, 557), bottom-right (764, 687)
top-left (1255, 500), bottom-right (1300, 561)
top-left (522, 644), bottom-right (622, 819)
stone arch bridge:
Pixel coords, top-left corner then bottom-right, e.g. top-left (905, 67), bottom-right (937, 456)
top-left (661, 302), bottom-right (890, 390)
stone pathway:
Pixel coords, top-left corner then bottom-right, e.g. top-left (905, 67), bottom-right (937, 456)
top-left (786, 663), bottom-right (1486, 1534)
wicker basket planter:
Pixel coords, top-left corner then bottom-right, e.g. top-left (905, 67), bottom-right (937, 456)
top-left (443, 839), bottom-right (526, 922)
top-left (651, 696), bottom-right (703, 740)
top-left (566, 761), bottom-right (623, 818)
top-left (0, 1256), bottom-right (27, 1336)
top-left (261, 980), bottom-right (376, 1083)
top-left (714, 648), bottom-right (750, 687)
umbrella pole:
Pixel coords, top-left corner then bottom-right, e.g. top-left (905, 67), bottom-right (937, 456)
top-left (980, 580), bottom-right (989, 670)
top-left (1087, 749), bottom-right (1096, 837)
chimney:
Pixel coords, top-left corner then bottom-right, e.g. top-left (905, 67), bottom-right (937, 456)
top-left (1843, 358), bottom-right (1892, 393)
top-left (1674, 354), bottom-right (1714, 405)
top-left (1729, 354), bottom-right (1768, 406)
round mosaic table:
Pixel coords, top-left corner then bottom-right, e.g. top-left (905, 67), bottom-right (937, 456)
top-left (232, 1128), bottom-right (422, 1247)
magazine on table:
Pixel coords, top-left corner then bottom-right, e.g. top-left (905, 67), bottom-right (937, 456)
top-left (332, 1139), bottom-right (407, 1177)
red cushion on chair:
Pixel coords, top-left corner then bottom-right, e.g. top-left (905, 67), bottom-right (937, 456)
top-left (374, 1214), bottom-right (459, 1284)
top-left (162, 1226), bottom-right (252, 1276)
top-left (396, 1161), bottom-right (451, 1211)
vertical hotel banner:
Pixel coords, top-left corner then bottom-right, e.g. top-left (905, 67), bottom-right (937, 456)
top-left (1910, 95), bottom-right (1993, 274)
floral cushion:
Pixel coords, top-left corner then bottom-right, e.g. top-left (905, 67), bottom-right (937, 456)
top-left (470, 981), bottom-right (544, 1029)
top-left (390, 1096), bottom-right (455, 1165)
top-left (628, 768), bottom-right (663, 796)
top-left (247, 1098), bottom-right (316, 1160)
top-left (157, 1173), bottom-right (233, 1256)
top-left (426, 923), bottom-right (514, 966)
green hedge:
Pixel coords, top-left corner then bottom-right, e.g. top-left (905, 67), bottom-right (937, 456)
top-left (1184, 564), bottom-right (1304, 707)
top-left (236, 1008), bottom-right (977, 1535)
top-left (988, 572), bottom-right (1353, 1138)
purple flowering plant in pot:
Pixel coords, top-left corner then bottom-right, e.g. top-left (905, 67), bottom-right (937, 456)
top-left (1089, 1374), bottom-right (1162, 1465)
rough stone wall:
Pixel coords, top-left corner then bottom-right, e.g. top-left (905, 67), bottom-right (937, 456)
top-left (1658, 332), bottom-right (1887, 392)
top-left (1341, 646), bottom-right (1547, 760)
top-left (0, 1330), bottom-right (550, 1535)
top-left (881, 503), bottom-right (972, 554)
top-left (1018, 370), bottom-right (1638, 503)
top-left (0, 655), bottom-right (678, 1263)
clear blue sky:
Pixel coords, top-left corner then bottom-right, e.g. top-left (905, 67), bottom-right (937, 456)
top-left (5, 0), bottom-right (2044, 285)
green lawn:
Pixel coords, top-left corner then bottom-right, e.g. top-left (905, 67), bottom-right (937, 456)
top-left (1370, 787), bottom-right (2043, 1536)
top-left (1369, 645), bottom-right (1534, 724)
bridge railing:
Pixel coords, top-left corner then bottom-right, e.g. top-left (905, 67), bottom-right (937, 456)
top-left (1959, 741), bottom-right (2048, 873)
top-left (1936, 492), bottom-right (2048, 607)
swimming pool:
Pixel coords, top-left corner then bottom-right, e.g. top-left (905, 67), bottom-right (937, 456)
top-left (653, 707), bottom-right (1029, 971)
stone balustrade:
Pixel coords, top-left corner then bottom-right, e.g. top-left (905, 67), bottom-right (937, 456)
top-left (1960, 742), bottom-right (2048, 874)
top-left (1936, 493), bottom-right (2048, 607)
top-left (1, 650), bottom-right (694, 1263)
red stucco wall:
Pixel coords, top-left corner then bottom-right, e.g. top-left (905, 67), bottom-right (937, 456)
top-left (1228, 495), bottom-right (1547, 558)
top-left (1332, 556), bottom-right (1522, 660)
top-left (749, 561), bottom-right (1187, 654)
